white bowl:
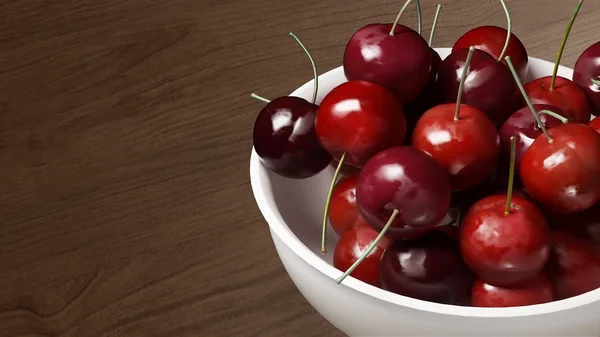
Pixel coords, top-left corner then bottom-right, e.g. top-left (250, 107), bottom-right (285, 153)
top-left (249, 48), bottom-right (600, 336)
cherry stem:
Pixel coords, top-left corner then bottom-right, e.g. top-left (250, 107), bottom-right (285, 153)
top-left (497, 0), bottom-right (512, 61)
top-left (415, 0), bottom-right (422, 35)
top-left (289, 32), bottom-right (318, 104)
top-left (505, 136), bottom-right (516, 215)
top-left (550, 0), bottom-right (583, 92)
top-left (335, 209), bottom-right (400, 284)
top-left (428, 4), bottom-right (442, 47)
top-left (455, 46), bottom-right (475, 121)
top-left (592, 77), bottom-right (600, 86)
top-left (251, 93), bottom-right (271, 103)
top-left (321, 152), bottom-right (346, 254)
top-left (506, 56), bottom-right (553, 143)
top-left (390, 0), bottom-right (413, 36)
top-left (538, 109), bottom-right (569, 124)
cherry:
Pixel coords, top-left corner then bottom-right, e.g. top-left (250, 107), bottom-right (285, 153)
top-left (548, 202), bottom-right (600, 246)
top-left (504, 54), bottom-right (600, 214)
top-left (252, 33), bottom-right (331, 179)
top-left (316, 80), bottom-right (406, 252)
top-left (452, 0), bottom-right (529, 81)
top-left (460, 136), bottom-right (552, 286)
top-left (589, 117), bottom-right (600, 134)
top-left (412, 46), bottom-right (500, 191)
top-left (471, 273), bottom-right (554, 307)
top-left (522, 1), bottom-right (590, 123)
top-left (342, 0), bottom-right (432, 103)
top-left (499, 104), bottom-right (569, 169)
top-left (574, 41), bottom-right (600, 116)
top-left (546, 231), bottom-right (600, 300)
top-left (333, 221), bottom-right (391, 287)
top-left (329, 157), bottom-right (361, 177)
top-left (355, 146), bottom-right (451, 240)
top-left (404, 4), bottom-right (444, 133)
top-left (329, 172), bottom-right (360, 236)
top-left (379, 230), bottom-right (473, 305)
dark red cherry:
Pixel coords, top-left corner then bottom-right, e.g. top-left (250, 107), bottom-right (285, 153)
top-left (333, 221), bottom-right (391, 287)
top-left (546, 231), bottom-right (600, 300)
top-left (548, 202), bottom-right (600, 246)
top-left (573, 41), bottom-right (600, 116)
top-left (453, 26), bottom-right (529, 81)
top-left (342, 5), bottom-right (432, 104)
top-left (329, 173), bottom-right (360, 236)
top-left (460, 195), bottom-right (551, 286)
top-left (412, 103), bottom-right (500, 191)
top-left (523, 76), bottom-right (590, 123)
top-left (471, 273), bottom-right (554, 307)
top-left (498, 104), bottom-right (569, 169)
top-left (436, 48), bottom-right (518, 126)
top-left (253, 96), bottom-right (331, 178)
top-left (520, 123), bottom-right (600, 214)
top-left (315, 80), bottom-right (406, 168)
top-left (380, 230), bottom-right (473, 305)
top-left (356, 146), bottom-right (451, 240)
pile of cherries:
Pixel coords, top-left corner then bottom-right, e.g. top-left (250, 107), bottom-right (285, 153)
top-left (252, 0), bottom-right (600, 308)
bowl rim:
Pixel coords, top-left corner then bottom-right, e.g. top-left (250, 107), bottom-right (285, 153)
top-left (249, 47), bottom-right (600, 318)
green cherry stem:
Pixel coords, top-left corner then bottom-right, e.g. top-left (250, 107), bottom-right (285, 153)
top-left (550, 0), bottom-right (584, 91)
top-left (414, 0), bottom-right (422, 35)
top-left (390, 0), bottom-right (413, 36)
top-left (497, 0), bottom-right (512, 61)
top-left (336, 209), bottom-right (400, 284)
top-left (506, 56), bottom-right (553, 143)
top-left (592, 77), bottom-right (600, 86)
top-left (538, 109), bottom-right (569, 124)
top-left (455, 46), bottom-right (475, 121)
top-left (251, 93), bottom-right (271, 103)
top-left (289, 32), bottom-right (318, 104)
top-left (428, 4), bottom-right (442, 47)
top-left (505, 136), bottom-right (516, 215)
top-left (321, 152), bottom-right (347, 254)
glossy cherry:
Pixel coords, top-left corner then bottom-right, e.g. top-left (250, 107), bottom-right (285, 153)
top-left (315, 80), bottom-right (406, 168)
top-left (356, 146), bottom-right (451, 240)
top-left (436, 47), bottom-right (518, 126)
top-left (453, 0), bottom-right (529, 81)
top-left (460, 195), bottom-right (551, 286)
top-left (589, 117), bottom-right (600, 134)
top-left (343, 0), bottom-right (432, 103)
top-left (522, 1), bottom-right (590, 123)
top-left (546, 231), bottom-right (600, 300)
top-left (380, 230), bottom-right (473, 305)
top-left (413, 47), bottom-right (500, 191)
top-left (333, 221), bottom-right (391, 287)
top-left (573, 41), bottom-right (600, 116)
top-left (471, 273), bottom-right (554, 307)
top-left (498, 104), bottom-right (569, 168)
top-left (329, 172), bottom-right (361, 236)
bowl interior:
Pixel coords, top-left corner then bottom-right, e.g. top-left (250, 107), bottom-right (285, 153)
top-left (250, 47), bottom-right (600, 317)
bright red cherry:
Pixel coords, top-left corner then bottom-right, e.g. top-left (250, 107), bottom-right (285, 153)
top-left (522, 1), bottom-right (590, 123)
top-left (499, 104), bottom-right (569, 169)
top-left (573, 41), bottom-right (600, 116)
top-left (547, 231), bottom-right (600, 300)
top-left (329, 173), bottom-right (360, 236)
top-left (380, 230), bottom-right (473, 305)
top-left (315, 80), bottom-right (406, 168)
top-left (333, 221), bottom-right (391, 288)
top-left (589, 117), bottom-right (600, 134)
top-left (471, 273), bottom-right (554, 307)
top-left (413, 47), bottom-right (500, 191)
top-left (453, 0), bottom-right (529, 81)
top-left (342, 0), bottom-right (432, 103)
top-left (520, 123), bottom-right (600, 214)
top-left (460, 194), bottom-right (551, 286)
top-left (356, 146), bottom-right (451, 240)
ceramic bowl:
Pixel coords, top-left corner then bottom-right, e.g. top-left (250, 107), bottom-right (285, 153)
top-left (249, 47), bottom-right (600, 336)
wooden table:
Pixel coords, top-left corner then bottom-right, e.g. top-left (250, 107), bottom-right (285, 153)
top-left (1, 0), bottom-right (599, 336)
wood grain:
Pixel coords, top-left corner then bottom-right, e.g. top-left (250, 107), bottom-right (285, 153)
top-left (0, 0), bottom-right (599, 336)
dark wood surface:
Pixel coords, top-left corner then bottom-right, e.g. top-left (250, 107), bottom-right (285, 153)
top-left (1, 0), bottom-right (599, 336)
